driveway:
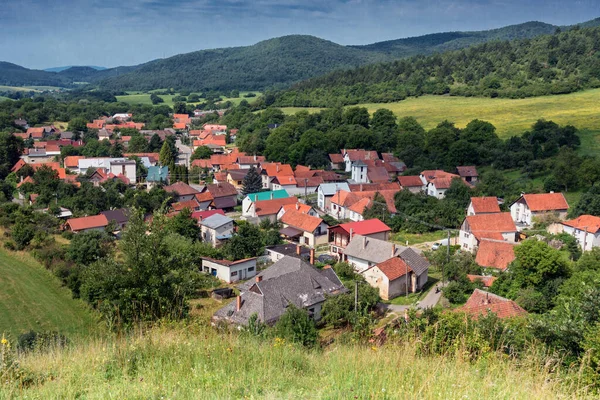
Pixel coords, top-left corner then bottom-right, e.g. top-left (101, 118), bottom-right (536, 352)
top-left (380, 281), bottom-right (445, 313)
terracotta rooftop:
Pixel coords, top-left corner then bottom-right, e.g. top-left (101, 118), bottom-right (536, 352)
top-left (561, 215), bottom-right (600, 234)
top-left (470, 197), bottom-right (501, 214)
top-left (330, 219), bottom-right (391, 236)
top-left (172, 199), bottom-right (200, 211)
top-left (66, 214), bottom-right (109, 232)
top-left (521, 193), bottom-right (569, 212)
top-left (205, 182), bottom-right (238, 198)
top-left (465, 213), bottom-right (517, 241)
top-left (457, 289), bottom-right (527, 319)
top-left (420, 170), bottom-right (458, 183)
top-left (345, 149), bottom-right (379, 162)
top-left (164, 181), bottom-right (200, 196)
top-left (376, 257), bottom-right (413, 281)
top-left (280, 203), bottom-right (313, 215)
top-left (280, 209), bottom-right (324, 233)
top-left (262, 163), bottom-right (294, 177)
top-left (254, 197), bottom-right (298, 216)
top-left (467, 274), bottom-right (497, 287)
top-left (475, 240), bottom-right (516, 271)
top-left (398, 175), bottom-right (424, 188)
top-left (329, 153), bottom-right (344, 163)
top-left (366, 166), bottom-right (390, 183)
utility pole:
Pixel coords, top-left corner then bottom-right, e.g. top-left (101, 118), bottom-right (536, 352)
top-left (444, 230), bottom-right (451, 284)
top-left (354, 281), bottom-right (358, 313)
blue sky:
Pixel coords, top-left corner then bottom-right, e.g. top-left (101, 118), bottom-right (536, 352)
top-left (1, 0), bottom-right (598, 69)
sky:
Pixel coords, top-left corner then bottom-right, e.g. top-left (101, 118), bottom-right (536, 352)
top-left (1, 0), bottom-right (599, 70)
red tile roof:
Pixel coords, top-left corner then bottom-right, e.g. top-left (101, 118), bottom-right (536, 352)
top-left (193, 135), bottom-right (226, 147)
top-left (66, 214), bottom-right (109, 232)
top-left (210, 153), bottom-right (239, 166)
top-left (172, 199), bottom-right (200, 211)
top-left (173, 122), bottom-right (188, 130)
top-left (280, 203), bottom-right (312, 215)
top-left (329, 153), bottom-right (344, 163)
top-left (296, 176), bottom-right (324, 187)
top-left (191, 159), bottom-right (214, 169)
top-left (280, 209), bottom-right (323, 233)
top-left (191, 209), bottom-right (225, 221)
top-left (333, 219), bottom-right (391, 236)
top-left (203, 124), bottom-right (227, 131)
top-left (345, 149), bottom-right (379, 162)
top-left (456, 166), bottom-right (478, 177)
top-left (420, 170), bottom-right (458, 183)
top-left (431, 176), bottom-right (461, 190)
top-left (348, 197), bottom-right (372, 214)
top-left (470, 197), bottom-right (500, 214)
top-left (465, 213), bottom-right (517, 241)
top-left (376, 257), bottom-right (412, 281)
top-left (561, 215), bottom-right (600, 234)
top-left (262, 163), bottom-right (294, 177)
top-left (254, 197), bottom-right (298, 216)
top-left (521, 193), bottom-right (569, 212)
top-left (164, 182), bottom-right (200, 196)
top-left (271, 175), bottom-right (297, 186)
top-left (367, 166), bottom-right (390, 183)
top-left (237, 155), bottom-right (265, 164)
top-left (64, 156), bottom-right (84, 168)
top-left (348, 182), bottom-right (400, 192)
top-left (195, 192), bottom-right (214, 203)
top-left (205, 182), bottom-right (238, 198)
top-left (457, 289), bottom-right (527, 319)
top-left (475, 240), bottom-right (516, 271)
top-left (398, 175), bottom-right (424, 188)
top-left (467, 274), bottom-right (497, 287)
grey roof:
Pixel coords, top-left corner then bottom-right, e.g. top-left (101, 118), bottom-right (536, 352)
top-left (318, 182), bottom-right (350, 196)
top-left (218, 257), bottom-right (346, 325)
top-left (201, 213), bottom-right (233, 229)
top-left (100, 208), bottom-right (130, 225)
top-left (266, 243), bottom-right (311, 260)
top-left (398, 248), bottom-right (430, 276)
top-left (28, 149), bottom-right (47, 157)
top-left (344, 235), bottom-right (407, 264)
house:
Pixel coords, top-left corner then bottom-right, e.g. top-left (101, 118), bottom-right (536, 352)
top-left (64, 156), bottom-right (85, 172)
top-left (14, 118), bottom-right (28, 129)
top-left (191, 209), bottom-right (225, 222)
top-left (201, 257), bottom-right (257, 283)
top-left (362, 252), bottom-right (430, 300)
top-left (342, 235), bottom-right (427, 274)
top-left (456, 289), bottom-right (527, 320)
top-left (260, 163), bottom-right (294, 190)
top-left (329, 190), bottom-right (360, 220)
top-left (295, 176), bottom-right (324, 196)
top-left (109, 160), bottom-right (137, 184)
top-left (200, 214), bottom-right (235, 247)
top-left (475, 239), bottom-right (517, 271)
top-left (279, 210), bottom-right (328, 248)
top-left (459, 213), bottom-right (518, 252)
top-left (164, 182), bottom-right (200, 202)
top-left (276, 203), bottom-right (318, 220)
top-left (237, 155), bottom-right (265, 169)
top-left (560, 215), bottom-right (600, 251)
top-left (265, 243), bottom-right (311, 262)
top-left (244, 197), bottom-right (298, 223)
top-left (467, 274), bottom-right (497, 288)
top-left (317, 182), bottom-right (350, 211)
top-left (328, 219), bottom-right (392, 256)
top-left (329, 153), bottom-right (344, 170)
top-left (242, 190), bottom-right (289, 218)
top-left (172, 199), bottom-right (202, 212)
top-left (425, 176), bottom-right (462, 199)
top-left (510, 193), bottom-right (569, 227)
top-left (100, 209), bottom-right (130, 230)
top-left (270, 175), bottom-right (298, 194)
top-left (398, 176), bottom-right (425, 193)
top-left (202, 182), bottom-right (238, 210)
top-left (457, 166), bottom-right (479, 184)
top-left (343, 149), bottom-right (379, 172)
top-left (213, 256), bottom-right (345, 325)
top-left (146, 166), bottom-right (169, 187)
top-left (467, 197), bottom-right (501, 216)
top-left (65, 214), bottom-right (109, 233)
top-left (227, 169), bottom-right (249, 190)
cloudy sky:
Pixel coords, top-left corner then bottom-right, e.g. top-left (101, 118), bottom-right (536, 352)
top-left (1, 0), bottom-right (598, 69)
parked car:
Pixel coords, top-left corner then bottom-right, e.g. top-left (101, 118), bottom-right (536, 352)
top-left (431, 239), bottom-right (450, 250)
top-left (318, 254), bottom-right (336, 264)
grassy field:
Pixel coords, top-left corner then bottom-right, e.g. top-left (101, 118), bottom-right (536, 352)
top-left (0, 320), bottom-right (587, 399)
top-left (116, 91), bottom-right (261, 107)
top-left (280, 89), bottom-right (600, 153)
top-left (0, 248), bottom-right (99, 339)
top-left (391, 230), bottom-right (449, 246)
top-left (0, 85), bottom-right (62, 92)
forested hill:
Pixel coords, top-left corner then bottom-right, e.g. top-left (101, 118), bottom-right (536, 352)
top-left (273, 26), bottom-right (600, 107)
top-left (96, 36), bottom-right (392, 92)
top-left (351, 21), bottom-right (561, 58)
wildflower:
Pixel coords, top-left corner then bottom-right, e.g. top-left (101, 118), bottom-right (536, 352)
top-left (1, 336), bottom-right (7, 345)
top-left (371, 346), bottom-right (378, 352)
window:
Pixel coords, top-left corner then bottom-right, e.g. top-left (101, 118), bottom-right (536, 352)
top-left (231, 271), bottom-right (238, 276)
top-left (247, 267), bottom-right (255, 272)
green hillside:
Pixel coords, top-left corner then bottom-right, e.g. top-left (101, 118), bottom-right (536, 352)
top-left (274, 26), bottom-right (600, 107)
top-left (0, 248), bottom-right (98, 339)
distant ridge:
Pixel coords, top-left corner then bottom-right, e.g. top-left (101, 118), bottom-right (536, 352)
top-left (44, 66), bottom-right (106, 73)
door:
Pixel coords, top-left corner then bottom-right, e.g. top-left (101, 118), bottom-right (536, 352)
top-left (241, 269), bottom-right (247, 280)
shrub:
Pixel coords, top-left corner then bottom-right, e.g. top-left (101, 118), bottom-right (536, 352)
top-left (274, 305), bottom-right (317, 347)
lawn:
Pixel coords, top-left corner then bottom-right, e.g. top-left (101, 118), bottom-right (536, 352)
top-left (391, 230), bottom-right (449, 246)
top-left (0, 85), bottom-right (62, 92)
top-left (0, 248), bottom-right (99, 339)
top-left (385, 277), bottom-right (440, 306)
top-left (116, 91), bottom-right (261, 107)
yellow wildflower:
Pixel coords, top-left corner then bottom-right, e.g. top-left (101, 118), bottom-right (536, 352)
top-left (1, 335), bottom-right (7, 345)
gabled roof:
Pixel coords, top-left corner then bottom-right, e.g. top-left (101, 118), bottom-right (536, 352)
top-left (430, 176), bottom-right (460, 190)
top-left (348, 182), bottom-right (400, 192)
top-left (237, 155), bottom-right (265, 164)
top-left (470, 197), bottom-right (501, 214)
top-left (172, 199), bottom-right (200, 211)
top-left (331, 219), bottom-right (391, 236)
top-left (227, 169), bottom-right (248, 181)
top-left (457, 166), bottom-right (478, 177)
top-left (398, 175), bottom-right (424, 188)
top-left (475, 239), bottom-right (516, 271)
top-left (331, 190), bottom-right (360, 207)
top-left (280, 203), bottom-right (313, 215)
top-left (420, 170), bottom-right (458, 183)
top-left (204, 182), bottom-right (238, 198)
top-left (457, 289), bottom-right (527, 319)
top-left (246, 190), bottom-right (289, 202)
top-left (280, 209), bottom-right (324, 233)
top-left (209, 153), bottom-right (239, 166)
top-left (191, 209), bottom-right (225, 220)
top-left (66, 214), bottom-right (109, 231)
top-left (100, 209), bottom-right (130, 225)
top-left (329, 153), bottom-right (344, 163)
top-left (519, 193), bottom-right (569, 212)
top-left (64, 156), bottom-right (85, 169)
top-left (191, 159), bottom-right (213, 169)
top-left (201, 213), bottom-right (234, 229)
top-left (366, 167), bottom-right (390, 183)
top-left (254, 197), bottom-right (298, 216)
top-left (296, 176), bottom-right (324, 188)
top-left (345, 149), bottom-right (379, 162)
top-left (318, 182), bottom-right (350, 196)
top-left (561, 215), bottom-right (600, 234)
top-left (164, 181), bottom-right (200, 197)
top-left (261, 163), bottom-right (293, 177)
top-left (464, 213), bottom-right (517, 241)
top-left (375, 257), bottom-right (413, 281)
top-left (467, 274), bottom-right (497, 288)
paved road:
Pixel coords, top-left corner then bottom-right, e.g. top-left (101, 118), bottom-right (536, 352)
top-left (381, 281), bottom-right (445, 313)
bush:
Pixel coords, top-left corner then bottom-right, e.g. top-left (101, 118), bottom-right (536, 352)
top-left (274, 305), bottom-right (317, 347)
top-left (332, 262), bottom-right (355, 281)
top-left (17, 331), bottom-right (69, 352)
top-left (11, 220), bottom-right (34, 250)
top-left (4, 240), bottom-right (16, 251)
top-left (61, 230), bottom-right (74, 240)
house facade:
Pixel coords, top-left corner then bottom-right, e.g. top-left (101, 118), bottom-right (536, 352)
top-left (317, 182), bottom-right (350, 211)
top-left (200, 214), bottom-right (234, 247)
top-left (362, 256), bottom-right (429, 300)
top-left (510, 193), bottom-right (569, 227)
top-left (327, 219), bottom-right (391, 256)
top-left (201, 257), bottom-right (257, 283)
top-left (459, 213), bottom-right (518, 252)
top-left (560, 215), bottom-right (600, 251)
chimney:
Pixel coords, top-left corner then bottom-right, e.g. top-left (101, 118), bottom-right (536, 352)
top-left (296, 203), bottom-right (299, 210)
top-left (236, 296), bottom-right (242, 311)
top-left (485, 293), bottom-right (490, 305)
top-left (310, 248), bottom-right (315, 265)
top-left (360, 184), bottom-right (363, 191)
top-left (254, 154), bottom-right (257, 161)
top-left (276, 164), bottom-right (279, 172)
top-left (391, 243), bottom-right (396, 257)
top-left (363, 236), bottom-right (367, 249)
top-left (296, 244), bottom-right (301, 255)
top-left (350, 228), bottom-right (354, 238)
top-left (270, 192), bottom-right (274, 200)
top-left (256, 275), bottom-right (262, 283)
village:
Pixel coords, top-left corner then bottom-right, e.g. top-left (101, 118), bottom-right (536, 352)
top-left (7, 110), bottom-right (595, 329)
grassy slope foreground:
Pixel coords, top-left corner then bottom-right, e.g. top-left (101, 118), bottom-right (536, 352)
top-left (0, 323), bottom-right (584, 399)
top-left (0, 248), bottom-right (98, 339)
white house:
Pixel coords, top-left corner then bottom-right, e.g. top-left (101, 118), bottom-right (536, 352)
top-left (467, 197), bottom-right (501, 216)
top-left (459, 213), bottom-right (518, 252)
top-left (343, 149), bottom-right (379, 172)
top-left (351, 160), bottom-right (369, 183)
top-left (78, 157), bottom-right (126, 175)
top-left (510, 193), bottom-right (569, 227)
top-left (201, 257), bottom-right (257, 283)
top-left (560, 215), bottom-right (600, 251)
top-left (317, 182), bottom-right (350, 211)
top-left (200, 214), bottom-right (234, 247)
top-left (109, 159), bottom-right (137, 184)
top-left (362, 256), bottom-right (429, 300)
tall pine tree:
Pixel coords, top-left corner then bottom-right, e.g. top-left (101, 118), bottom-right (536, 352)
top-left (159, 141), bottom-right (174, 167)
top-left (242, 166), bottom-right (263, 196)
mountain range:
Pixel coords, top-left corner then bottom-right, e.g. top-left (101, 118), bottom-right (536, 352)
top-left (1, 17), bottom-right (599, 92)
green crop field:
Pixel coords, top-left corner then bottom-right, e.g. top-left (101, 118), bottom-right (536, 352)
top-left (280, 89), bottom-right (600, 155)
top-left (0, 248), bottom-right (99, 339)
top-left (116, 91), bottom-right (261, 107)
top-left (0, 85), bottom-right (62, 92)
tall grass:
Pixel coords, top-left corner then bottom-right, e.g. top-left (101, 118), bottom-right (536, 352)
top-left (0, 321), bottom-right (590, 399)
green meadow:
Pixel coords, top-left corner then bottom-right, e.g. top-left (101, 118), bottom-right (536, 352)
top-left (116, 91), bottom-right (261, 107)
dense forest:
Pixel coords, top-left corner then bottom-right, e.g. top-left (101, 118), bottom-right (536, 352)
top-left (273, 26), bottom-right (600, 107)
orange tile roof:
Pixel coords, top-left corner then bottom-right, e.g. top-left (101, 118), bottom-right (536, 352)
top-left (13, 132), bottom-right (30, 140)
top-left (164, 182), bottom-right (200, 196)
top-left (280, 203), bottom-right (312, 215)
top-left (470, 197), bottom-right (500, 214)
top-left (457, 289), bottom-right (527, 319)
top-left (420, 170), bottom-right (458, 183)
top-left (367, 166), bottom-right (390, 183)
top-left (475, 240), bottom-right (516, 271)
top-left (195, 192), bottom-right (214, 203)
top-left (467, 274), bottom-right (497, 287)
top-left (87, 120), bottom-right (105, 129)
top-left (398, 175), bottom-right (424, 187)
top-left (173, 122), bottom-right (188, 130)
top-left (348, 182), bottom-right (400, 192)
top-left (376, 257), bottom-right (413, 281)
top-left (521, 193), bottom-right (569, 212)
top-left (254, 197), bottom-right (298, 216)
top-left (465, 213), bottom-right (517, 241)
top-left (352, 190), bottom-right (398, 214)
top-left (430, 176), bottom-right (461, 189)
top-left (17, 176), bottom-right (34, 188)
top-left (67, 214), bottom-right (109, 232)
top-left (348, 197), bottom-right (371, 214)
top-left (561, 215), bottom-right (600, 234)
top-left (329, 153), bottom-right (344, 163)
top-left (345, 149), bottom-right (379, 162)
top-left (331, 190), bottom-right (360, 207)
top-left (191, 159), bottom-right (213, 169)
top-left (237, 155), bottom-right (265, 164)
top-left (64, 156), bottom-right (84, 168)
top-left (203, 124), bottom-right (227, 131)
top-left (189, 130), bottom-right (212, 138)
top-left (193, 135), bottom-right (226, 147)
top-left (172, 199), bottom-right (200, 211)
top-left (272, 175), bottom-right (297, 186)
top-left (280, 209), bottom-right (323, 232)
top-left (173, 114), bottom-right (190, 120)
top-left (262, 163), bottom-right (293, 177)
top-left (210, 153), bottom-right (239, 166)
